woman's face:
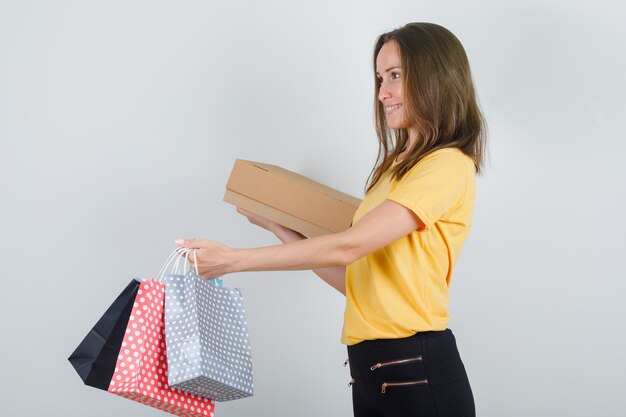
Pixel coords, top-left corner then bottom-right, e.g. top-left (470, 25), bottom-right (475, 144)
top-left (376, 40), bottom-right (408, 129)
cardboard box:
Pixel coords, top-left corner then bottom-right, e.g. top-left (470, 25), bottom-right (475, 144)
top-left (224, 159), bottom-right (362, 237)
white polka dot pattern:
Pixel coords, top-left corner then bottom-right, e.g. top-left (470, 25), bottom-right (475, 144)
top-left (163, 271), bottom-right (254, 402)
top-left (108, 279), bottom-right (216, 416)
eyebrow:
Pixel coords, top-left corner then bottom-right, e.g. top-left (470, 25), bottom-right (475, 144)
top-left (375, 66), bottom-right (400, 76)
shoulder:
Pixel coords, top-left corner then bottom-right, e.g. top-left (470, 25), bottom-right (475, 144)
top-left (410, 147), bottom-right (475, 175)
top-left (424, 147), bottom-right (472, 163)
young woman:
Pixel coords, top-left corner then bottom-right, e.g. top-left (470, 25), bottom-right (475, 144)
top-left (177, 22), bottom-right (486, 417)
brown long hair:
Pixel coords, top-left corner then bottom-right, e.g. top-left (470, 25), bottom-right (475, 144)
top-left (365, 22), bottom-right (488, 194)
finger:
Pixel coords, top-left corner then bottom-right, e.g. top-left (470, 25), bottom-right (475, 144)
top-left (237, 207), bottom-right (254, 216)
top-left (186, 239), bottom-right (201, 248)
top-left (186, 251), bottom-right (195, 264)
top-left (175, 238), bottom-right (203, 248)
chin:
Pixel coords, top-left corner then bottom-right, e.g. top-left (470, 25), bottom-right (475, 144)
top-left (386, 116), bottom-right (408, 130)
top-left (387, 122), bottom-right (407, 130)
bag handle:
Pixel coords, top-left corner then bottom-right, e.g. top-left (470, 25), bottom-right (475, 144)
top-left (155, 248), bottom-right (223, 286)
top-left (175, 248), bottom-right (198, 276)
top-left (155, 247), bottom-right (198, 281)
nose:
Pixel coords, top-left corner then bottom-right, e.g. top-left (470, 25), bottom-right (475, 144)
top-left (378, 81), bottom-right (391, 102)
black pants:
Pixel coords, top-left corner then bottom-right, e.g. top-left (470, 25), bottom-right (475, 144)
top-left (347, 329), bottom-right (475, 417)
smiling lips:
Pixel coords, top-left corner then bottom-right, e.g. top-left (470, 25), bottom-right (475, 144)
top-left (385, 103), bottom-right (402, 114)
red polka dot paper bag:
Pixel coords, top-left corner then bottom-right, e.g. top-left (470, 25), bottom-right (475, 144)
top-left (107, 279), bottom-right (216, 417)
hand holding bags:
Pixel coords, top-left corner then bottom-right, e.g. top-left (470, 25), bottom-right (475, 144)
top-left (68, 252), bottom-right (217, 416)
top-left (161, 248), bottom-right (254, 402)
top-left (69, 247), bottom-right (253, 413)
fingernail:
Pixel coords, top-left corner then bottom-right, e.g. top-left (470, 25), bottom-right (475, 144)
top-left (175, 239), bottom-right (185, 245)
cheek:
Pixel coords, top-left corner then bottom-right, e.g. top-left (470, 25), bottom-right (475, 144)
top-left (395, 84), bottom-right (405, 101)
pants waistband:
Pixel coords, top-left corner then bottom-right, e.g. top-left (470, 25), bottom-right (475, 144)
top-left (348, 328), bottom-right (452, 351)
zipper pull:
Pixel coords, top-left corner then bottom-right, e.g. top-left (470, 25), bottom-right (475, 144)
top-left (381, 383), bottom-right (388, 394)
top-left (348, 378), bottom-right (355, 387)
top-left (370, 363), bottom-right (382, 371)
top-left (343, 358), bottom-right (349, 367)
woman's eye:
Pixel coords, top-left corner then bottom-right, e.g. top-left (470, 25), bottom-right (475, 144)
top-left (376, 72), bottom-right (400, 84)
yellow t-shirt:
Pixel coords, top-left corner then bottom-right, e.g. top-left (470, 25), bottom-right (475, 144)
top-left (341, 147), bottom-right (476, 346)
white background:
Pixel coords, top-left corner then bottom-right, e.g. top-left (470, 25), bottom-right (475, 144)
top-left (1, 1), bottom-right (625, 416)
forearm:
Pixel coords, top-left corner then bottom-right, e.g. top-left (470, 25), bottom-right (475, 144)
top-left (270, 224), bottom-right (308, 244)
top-left (229, 225), bottom-right (350, 274)
top-left (270, 226), bottom-right (346, 295)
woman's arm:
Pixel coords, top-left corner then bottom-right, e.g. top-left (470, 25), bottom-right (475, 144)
top-left (179, 200), bottom-right (422, 282)
top-left (270, 224), bottom-right (346, 295)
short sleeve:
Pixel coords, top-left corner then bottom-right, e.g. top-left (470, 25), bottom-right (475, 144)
top-left (386, 151), bottom-right (470, 232)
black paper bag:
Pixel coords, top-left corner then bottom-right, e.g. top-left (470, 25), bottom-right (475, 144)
top-left (68, 279), bottom-right (140, 390)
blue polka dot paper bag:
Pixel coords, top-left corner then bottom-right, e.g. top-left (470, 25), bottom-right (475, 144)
top-left (162, 270), bottom-right (254, 402)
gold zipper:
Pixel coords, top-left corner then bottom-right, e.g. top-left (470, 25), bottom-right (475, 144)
top-left (381, 379), bottom-right (428, 393)
top-left (370, 355), bottom-right (423, 371)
